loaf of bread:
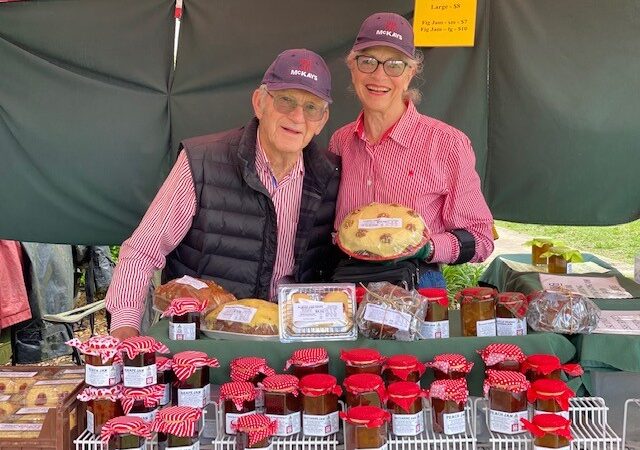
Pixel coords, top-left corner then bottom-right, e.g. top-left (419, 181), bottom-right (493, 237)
top-left (154, 275), bottom-right (236, 312)
top-left (204, 298), bottom-right (278, 336)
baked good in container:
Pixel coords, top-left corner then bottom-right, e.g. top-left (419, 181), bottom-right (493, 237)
top-left (204, 298), bottom-right (278, 336)
top-left (336, 202), bottom-right (429, 261)
top-left (153, 275), bottom-right (236, 312)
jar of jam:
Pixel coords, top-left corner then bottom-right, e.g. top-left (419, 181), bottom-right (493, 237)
top-left (521, 414), bottom-right (572, 449)
top-left (156, 356), bottom-right (173, 406)
top-left (161, 297), bottom-right (205, 341)
top-left (426, 354), bottom-right (474, 380)
top-left (387, 381), bottom-right (427, 436)
top-left (261, 374), bottom-right (301, 437)
top-left (383, 354), bottom-right (426, 384)
top-left (341, 405), bottom-right (390, 450)
top-left (477, 343), bottom-right (527, 372)
top-left (547, 250), bottom-right (568, 274)
top-left (220, 381), bottom-right (257, 435)
top-left (530, 238), bottom-right (554, 266)
top-left (340, 348), bottom-right (385, 377)
top-left (496, 292), bottom-right (528, 336)
top-left (299, 373), bottom-right (341, 437)
top-left (230, 357), bottom-right (276, 409)
top-left (418, 288), bottom-right (450, 339)
top-left (528, 379), bottom-right (573, 419)
top-left (521, 354), bottom-right (583, 383)
top-left (172, 350), bottom-right (218, 408)
top-left (456, 287), bottom-right (497, 337)
top-left (120, 336), bottom-right (169, 388)
top-left (67, 336), bottom-right (122, 387)
top-left (484, 370), bottom-right (530, 434)
top-left (285, 348), bottom-right (329, 379)
top-left (78, 385), bottom-right (124, 435)
top-left (343, 373), bottom-right (387, 408)
top-left (233, 414), bottom-right (277, 450)
top-left (152, 406), bottom-right (202, 448)
top-left (121, 385), bottom-right (165, 422)
top-left (429, 378), bottom-right (468, 435)
top-left (100, 416), bottom-right (151, 450)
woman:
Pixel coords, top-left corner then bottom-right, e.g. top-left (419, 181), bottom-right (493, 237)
top-left (330, 12), bottom-right (494, 288)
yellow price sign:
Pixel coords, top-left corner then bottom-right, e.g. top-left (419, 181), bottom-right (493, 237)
top-left (413, 0), bottom-right (477, 47)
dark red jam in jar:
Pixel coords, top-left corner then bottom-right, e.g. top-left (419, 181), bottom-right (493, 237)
top-left (477, 343), bottom-right (526, 372)
top-left (120, 336), bottom-right (169, 388)
top-left (220, 381), bottom-right (257, 435)
top-left (230, 357), bottom-right (276, 409)
top-left (172, 350), bottom-right (219, 408)
top-left (429, 378), bottom-right (468, 435)
top-left (121, 385), bottom-right (165, 423)
top-left (162, 297), bottom-right (206, 341)
top-left (383, 354), bottom-right (426, 384)
top-left (156, 356), bottom-right (173, 406)
top-left (427, 354), bottom-right (474, 380)
top-left (484, 370), bottom-right (530, 435)
top-left (233, 414), bottom-right (277, 450)
top-left (387, 381), bottom-right (427, 436)
top-left (261, 374), bottom-right (301, 437)
top-left (343, 373), bottom-right (386, 409)
top-left (299, 374), bottom-right (341, 437)
top-left (340, 348), bottom-right (385, 377)
top-left (286, 348), bottom-right (329, 380)
top-left (68, 336), bottom-right (122, 387)
top-left (151, 406), bottom-right (202, 449)
top-left (100, 416), bottom-right (151, 450)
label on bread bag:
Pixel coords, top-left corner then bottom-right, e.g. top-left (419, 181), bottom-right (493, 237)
top-left (175, 275), bottom-right (208, 289)
top-left (363, 303), bottom-right (411, 331)
top-left (216, 305), bottom-right (257, 324)
top-left (358, 218), bottom-right (402, 229)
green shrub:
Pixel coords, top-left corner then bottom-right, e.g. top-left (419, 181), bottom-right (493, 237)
top-left (442, 263), bottom-right (486, 307)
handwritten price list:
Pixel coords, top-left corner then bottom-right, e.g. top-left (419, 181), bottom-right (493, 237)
top-left (413, 0), bottom-right (477, 47)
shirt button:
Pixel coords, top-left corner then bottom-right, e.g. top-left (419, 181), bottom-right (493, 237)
top-left (366, 179), bottom-right (372, 186)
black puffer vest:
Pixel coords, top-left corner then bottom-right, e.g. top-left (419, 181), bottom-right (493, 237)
top-left (164, 118), bottom-right (341, 299)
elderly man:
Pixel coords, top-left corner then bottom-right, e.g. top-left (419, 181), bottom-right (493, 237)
top-left (105, 49), bottom-right (340, 339)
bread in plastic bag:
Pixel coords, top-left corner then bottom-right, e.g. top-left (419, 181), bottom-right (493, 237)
top-left (336, 202), bottom-right (430, 261)
top-left (153, 275), bottom-right (236, 313)
top-left (356, 282), bottom-right (427, 340)
top-left (526, 289), bottom-right (600, 334)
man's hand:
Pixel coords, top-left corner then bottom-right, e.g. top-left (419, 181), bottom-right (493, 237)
top-left (110, 326), bottom-right (139, 340)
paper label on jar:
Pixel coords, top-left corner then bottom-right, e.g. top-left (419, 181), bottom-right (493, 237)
top-left (128, 407), bottom-right (158, 423)
top-left (216, 305), bottom-right (257, 324)
top-left (17, 407), bottom-right (51, 414)
top-left (225, 410), bottom-right (255, 434)
top-left (0, 371), bottom-right (37, 377)
top-left (169, 321), bottom-right (197, 340)
top-left (86, 409), bottom-right (95, 434)
top-left (293, 302), bottom-right (345, 327)
top-left (175, 275), bottom-right (207, 290)
top-left (476, 318), bottom-right (497, 337)
top-left (443, 411), bottom-right (466, 435)
top-left (392, 411), bottom-right (424, 436)
top-left (123, 364), bottom-right (157, 387)
top-left (159, 383), bottom-right (171, 406)
top-left (86, 363), bottom-right (121, 386)
top-left (489, 409), bottom-right (528, 434)
top-left (178, 384), bottom-right (210, 408)
top-left (534, 446), bottom-right (569, 450)
top-left (363, 303), bottom-right (411, 331)
top-left (0, 423), bottom-right (42, 431)
top-left (302, 411), bottom-right (340, 436)
top-left (266, 411), bottom-right (301, 436)
top-left (496, 318), bottom-right (527, 336)
top-left (255, 387), bottom-right (265, 408)
top-left (534, 409), bottom-right (570, 420)
top-left (420, 320), bottom-right (449, 339)
top-left (165, 442), bottom-right (199, 450)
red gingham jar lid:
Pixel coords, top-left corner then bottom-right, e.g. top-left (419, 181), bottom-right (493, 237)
top-left (100, 416), bottom-right (151, 442)
top-left (340, 405), bottom-right (391, 428)
top-left (417, 288), bottom-right (449, 307)
top-left (260, 374), bottom-right (299, 395)
top-left (220, 381), bottom-right (257, 411)
top-left (230, 357), bottom-right (276, 382)
top-left (161, 297), bottom-right (207, 318)
top-left (285, 348), bottom-right (329, 369)
top-left (484, 369), bottom-right (530, 395)
top-left (429, 378), bottom-right (469, 404)
top-left (232, 414), bottom-right (277, 447)
top-left (299, 374), bottom-right (342, 397)
top-left (77, 385), bottom-right (123, 402)
top-left (387, 381), bottom-right (428, 413)
top-left (527, 379), bottom-right (574, 410)
top-left (340, 348), bottom-right (385, 366)
top-left (521, 414), bottom-right (573, 440)
top-left (121, 385), bottom-right (166, 414)
top-left (120, 336), bottom-right (169, 360)
top-left (172, 350), bottom-right (219, 381)
top-left (455, 287), bottom-right (497, 303)
top-left (152, 406), bottom-right (202, 437)
top-left (521, 354), bottom-right (583, 377)
top-left (156, 356), bottom-right (173, 372)
top-left (426, 353), bottom-right (474, 374)
top-left (477, 343), bottom-right (527, 366)
top-left (67, 336), bottom-right (121, 363)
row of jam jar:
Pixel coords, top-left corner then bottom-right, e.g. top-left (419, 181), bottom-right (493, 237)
top-left (456, 287), bottom-right (529, 337)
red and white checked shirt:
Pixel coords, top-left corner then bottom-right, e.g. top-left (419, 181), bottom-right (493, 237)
top-left (330, 102), bottom-right (494, 264)
top-left (105, 132), bottom-right (304, 332)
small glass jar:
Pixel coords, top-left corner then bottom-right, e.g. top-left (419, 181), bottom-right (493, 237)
top-left (531, 239), bottom-right (554, 266)
top-left (418, 288), bottom-right (450, 339)
top-left (429, 378), bottom-right (468, 435)
top-left (342, 406), bottom-right (390, 450)
top-left (169, 312), bottom-right (201, 340)
top-left (456, 287), bottom-right (497, 337)
top-left (233, 414), bottom-right (276, 450)
top-left (108, 433), bottom-right (144, 450)
top-left (261, 374), bottom-right (301, 437)
top-left (341, 348), bottom-right (385, 377)
top-left (343, 373), bottom-right (386, 408)
top-left (496, 292), bottom-right (528, 336)
top-left (167, 432), bottom-right (199, 448)
top-left (286, 348), bottom-right (329, 380)
top-left (522, 414), bottom-right (572, 449)
top-left (120, 336), bottom-right (168, 388)
top-left (529, 379), bottom-right (573, 419)
top-left (152, 406), bottom-right (202, 449)
top-left (299, 374), bottom-right (341, 437)
top-left (522, 355), bottom-right (567, 383)
top-left (87, 398), bottom-right (124, 435)
top-left (427, 354), bottom-right (473, 381)
top-left (387, 382), bottom-right (426, 436)
top-left (230, 357), bottom-right (276, 409)
top-left (67, 336), bottom-right (122, 388)
top-left (101, 417), bottom-right (150, 450)
top-left (172, 366), bottom-right (209, 407)
top-left (156, 356), bottom-right (172, 406)
top-left (478, 343), bottom-right (526, 372)
top-left (383, 354), bottom-right (426, 384)
top-left (128, 400), bottom-right (158, 422)
top-left (220, 381), bottom-right (257, 435)
top-left (485, 370), bottom-right (530, 435)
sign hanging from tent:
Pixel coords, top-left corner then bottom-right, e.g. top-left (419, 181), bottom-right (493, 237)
top-left (413, 0), bottom-right (477, 47)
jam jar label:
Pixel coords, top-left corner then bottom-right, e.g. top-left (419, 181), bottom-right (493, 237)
top-left (178, 383), bottom-right (210, 408)
top-left (420, 320), bottom-right (450, 339)
top-left (165, 443), bottom-right (199, 450)
top-left (391, 411), bottom-right (424, 436)
top-left (85, 363), bottom-right (122, 387)
top-left (86, 409), bottom-right (95, 434)
top-left (159, 383), bottom-right (171, 406)
top-left (443, 411), bottom-right (466, 435)
top-left (128, 407), bottom-right (158, 423)
top-left (255, 387), bottom-right (265, 408)
top-left (534, 409), bottom-right (570, 420)
top-left (302, 411), bottom-right (340, 436)
top-left (169, 321), bottom-right (197, 340)
top-left (496, 318), bottom-right (527, 336)
top-left (123, 364), bottom-right (157, 387)
top-left (475, 319), bottom-right (497, 337)
top-left (489, 409), bottom-right (528, 434)
top-left (225, 411), bottom-right (255, 434)
top-left (266, 411), bottom-right (302, 436)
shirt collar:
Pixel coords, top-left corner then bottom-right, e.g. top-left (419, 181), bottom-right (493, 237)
top-left (352, 101), bottom-right (418, 149)
top-left (255, 128), bottom-right (305, 182)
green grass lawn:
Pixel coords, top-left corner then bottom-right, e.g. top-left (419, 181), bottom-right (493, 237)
top-left (495, 219), bottom-right (640, 266)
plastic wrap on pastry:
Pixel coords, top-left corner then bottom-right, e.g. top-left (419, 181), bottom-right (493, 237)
top-left (153, 275), bottom-right (236, 313)
top-left (355, 282), bottom-right (427, 341)
top-left (203, 298), bottom-right (278, 336)
top-left (336, 202), bottom-right (430, 261)
top-left (526, 290), bottom-right (600, 334)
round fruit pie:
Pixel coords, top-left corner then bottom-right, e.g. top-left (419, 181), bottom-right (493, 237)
top-left (337, 202), bottom-right (430, 261)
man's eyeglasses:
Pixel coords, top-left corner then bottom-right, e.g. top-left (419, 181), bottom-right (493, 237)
top-left (265, 90), bottom-right (327, 122)
top-left (355, 55), bottom-right (408, 77)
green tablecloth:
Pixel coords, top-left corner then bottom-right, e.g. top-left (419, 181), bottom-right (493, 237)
top-left (479, 253), bottom-right (640, 393)
top-left (148, 309), bottom-right (575, 397)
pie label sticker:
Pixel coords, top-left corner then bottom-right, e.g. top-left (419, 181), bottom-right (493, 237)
top-left (358, 218), bottom-right (403, 229)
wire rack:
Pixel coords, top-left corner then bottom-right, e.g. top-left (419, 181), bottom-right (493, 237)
top-left (623, 398), bottom-right (640, 450)
top-left (74, 429), bottom-right (159, 450)
top-left (473, 396), bottom-right (621, 450)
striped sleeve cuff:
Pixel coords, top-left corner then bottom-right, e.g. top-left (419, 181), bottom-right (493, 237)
top-left (430, 232), bottom-right (461, 264)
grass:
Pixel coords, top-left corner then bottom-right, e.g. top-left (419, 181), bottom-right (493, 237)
top-left (495, 219), bottom-right (640, 267)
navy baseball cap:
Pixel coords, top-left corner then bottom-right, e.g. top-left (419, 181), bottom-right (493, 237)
top-left (261, 49), bottom-right (333, 103)
top-left (352, 12), bottom-right (415, 58)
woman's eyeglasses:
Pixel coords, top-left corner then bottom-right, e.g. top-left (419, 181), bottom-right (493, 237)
top-left (265, 91), bottom-right (326, 122)
top-left (355, 55), bottom-right (408, 77)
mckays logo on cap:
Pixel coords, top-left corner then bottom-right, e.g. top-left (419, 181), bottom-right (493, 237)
top-left (353, 12), bottom-right (415, 58)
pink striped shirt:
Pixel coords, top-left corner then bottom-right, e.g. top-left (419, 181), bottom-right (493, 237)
top-left (105, 131), bottom-right (303, 332)
top-left (330, 102), bottom-right (494, 264)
